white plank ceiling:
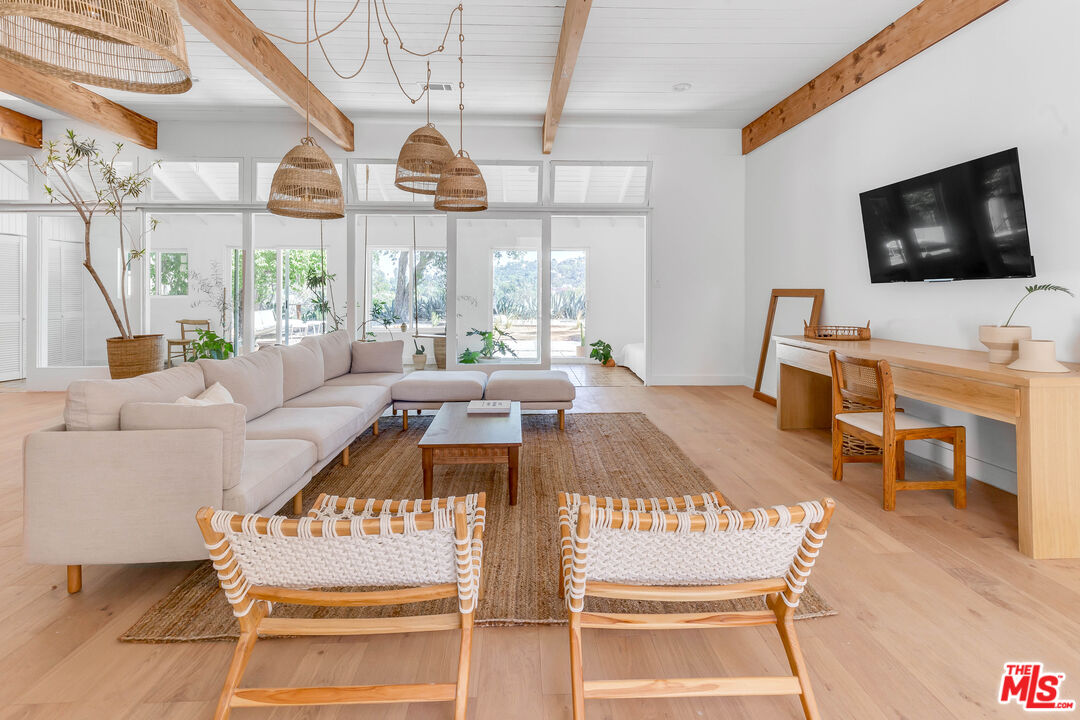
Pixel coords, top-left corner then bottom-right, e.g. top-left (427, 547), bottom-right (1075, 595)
top-left (2, 0), bottom-right (922, 129)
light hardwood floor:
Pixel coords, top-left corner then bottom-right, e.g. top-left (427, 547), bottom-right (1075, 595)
top-left (2, 387), bottom-right (1076, 719)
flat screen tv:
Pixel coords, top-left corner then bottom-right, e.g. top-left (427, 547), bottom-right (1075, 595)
top-left (859, 148), bottom-right (1034, 283)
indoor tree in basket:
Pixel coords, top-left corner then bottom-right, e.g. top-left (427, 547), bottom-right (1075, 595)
top-left (34, 131), bottom-right (161, 378)
top-left (979, 284), bottom-right (1074, 363)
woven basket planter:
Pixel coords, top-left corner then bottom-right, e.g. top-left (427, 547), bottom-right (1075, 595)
top-left (106, 334), bottom-right (165, 379)
top-left (0, 0), bottom-right (191, 93)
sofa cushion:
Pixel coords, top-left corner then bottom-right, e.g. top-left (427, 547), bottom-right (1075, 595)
top-left (285, 384), bottom-right (391, 411)
top-left (302, 331), bottom-right (352, 380)
top-left (65, 364), bottom-right (206, 431)
top-left (120, 402), bottom-right (246, 490)
top-left (176, 381), bottom-right (234, 406)
top-left (223, 439), bottom-right (317, 514)
top-left (279, 342), bottom-right (325, 401)
top-left (391, 370), bottom-right (487, 402)
top-left (198, 348), bottom-right (283, 421)
top-left (351, 340), bottom-right (404, 374)
top-left (245, 406), bottom-right (363, 460)
top-left (484, 370), bottom-right (576, 403)
top-left (324, 372), bottom-right (405, 388)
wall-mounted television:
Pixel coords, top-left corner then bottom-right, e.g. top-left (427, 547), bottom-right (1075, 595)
top-left (859, 148), bottom-right (1034, 283)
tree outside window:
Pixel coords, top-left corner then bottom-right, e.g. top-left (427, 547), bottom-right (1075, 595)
top-left (149, 251), bottom-right (189, 296)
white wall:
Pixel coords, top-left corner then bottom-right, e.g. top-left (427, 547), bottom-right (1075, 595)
top-left (743, 0), bottom-right (1080, 493)
top-left (4, 118), bottom-right (746, 387)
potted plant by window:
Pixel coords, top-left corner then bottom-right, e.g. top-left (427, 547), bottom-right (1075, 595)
top-left (188, 329), bottom-right (234, 360)
top-left (34, 131), bottom-right (161, 378)
top-left (412, 340), bottom-right (428, 370)
top-left (589, 339), bottom-right (616, 367)
top-left (979, 284), bottom-right (1074, 363)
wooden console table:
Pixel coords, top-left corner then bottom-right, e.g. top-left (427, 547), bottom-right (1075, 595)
top-left (774, 335), bottom-right (1080, 559)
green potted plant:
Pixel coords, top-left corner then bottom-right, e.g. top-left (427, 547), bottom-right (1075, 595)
top-left (979, 284), bottom-right (1074, 363)
top-left (412, 339), bottom-right (427, 370)
top-left (466, 326), bottom-right (518, 360)
top-left (34, 131), bottom-right (161, 377)
top-left (457, 348), bottom-right (481, 364)
top-left (575, 312), bottom-right (588, 357)
top-left (188, 328), bottom-right (234, 360)
top-left (589, 339), bottom-right (615, 367)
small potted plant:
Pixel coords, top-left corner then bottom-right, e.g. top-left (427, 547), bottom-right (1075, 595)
top-left (457, 348), bottom-right (481, 364)
top-left (575, 313), bottom-right (588, 357)
top-left (188, 329), bottom-right (234, 360)
top-left (412, 339), bottom-right (428, 370)
top-left (589, 339), bottom-right (615, 367)
top-left (979, 284), bottom-right (1074, 363)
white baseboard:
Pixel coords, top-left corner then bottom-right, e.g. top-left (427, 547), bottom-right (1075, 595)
top-left (905, 438), bottom-right (1018, 495)
top-left (647, 374), bottom-right (749, 386)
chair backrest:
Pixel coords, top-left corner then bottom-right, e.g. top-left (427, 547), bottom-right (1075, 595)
top-left (559, 491), bottom-right (834, 612)
top-left (178, 319), bottom-right (211, 340)
top-left (828, 350), bottom-right (896, 415)
top-left (197, 493), bottom-right (485, 618)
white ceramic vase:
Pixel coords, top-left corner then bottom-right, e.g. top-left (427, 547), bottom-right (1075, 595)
top-left (412, 354), bottom-right (427, 370)
top-left (978, 325), bottom-right (1031, 364)
top-left (1007, 340), bottom-right (1071, 373)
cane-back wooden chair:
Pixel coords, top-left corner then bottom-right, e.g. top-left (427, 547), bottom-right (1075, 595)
top-left (167, 318), bottom-right (210, 366)
top-left (196, 492), bottom-right (486, 720)
top-left (558, 491), bottom-right (836, 720)
top-left (828, 350), bottom-right (966, 510)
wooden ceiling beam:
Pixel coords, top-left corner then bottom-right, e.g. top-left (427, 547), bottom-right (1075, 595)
top-left (741, 0), bottom-right (1011, 154)
top-left (0, 105), bottom-right (42, 148)
top-left (542, 0), bottom-right (593, 154)
top-left (0, 58), bottom-right (157, 148)
top-left (179, 0), bottom-right (354, 152)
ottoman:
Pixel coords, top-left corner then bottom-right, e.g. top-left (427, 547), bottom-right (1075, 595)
top-left (391, 370), bottom-right (488, 429)
top-left (484, 370), bottom-right (576, 430)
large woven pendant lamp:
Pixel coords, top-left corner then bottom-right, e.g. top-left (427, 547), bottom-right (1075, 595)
top-left (267, 0), bottom-right (344, 220)
top-left (0, 0), bottom-right (191, 94)
top-left (434, 5), bottom-right (486, 212)
top-left (395, 62), bottom-right (453, 195)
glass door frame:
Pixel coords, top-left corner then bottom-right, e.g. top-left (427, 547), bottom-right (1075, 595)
top-left (446, 212), bottom-right (550, 371)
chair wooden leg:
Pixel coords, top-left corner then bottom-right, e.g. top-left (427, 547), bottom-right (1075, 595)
top-left (454, 614), bottom-right (474, 720)
top-left (402, 409), bottom-right (409, 431)
top-left (292, 491), bottom-right (303, 515)
top-left (953, 428), bottom-right (967, 509)
top-left (372, 418), bottom-right (379, 436)
top-left (67, 565), bottom-right (82, 594)
top-left (830, 424), bottom-right (843, 481)
top-left (341, 446), bottom-right (350, 467)
top-left (568, 611), bottom-right (585, 720)
top-left (214, 630), bottom-right (257, 720)
top-left (558, 409), bottom-right (565, 431)
top-left (776, 612), bottom-right (821, 720)
top-left (882, 442), bottom-right (897, 511)
top-left (896, 440), bottom-right (905, 481)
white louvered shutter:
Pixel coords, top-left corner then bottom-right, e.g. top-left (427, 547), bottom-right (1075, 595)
top-left (0, 235), bottom-right (23, 380)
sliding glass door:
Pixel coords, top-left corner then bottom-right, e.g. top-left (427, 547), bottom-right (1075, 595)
top-left (450, 216), bottom-right (544, 368)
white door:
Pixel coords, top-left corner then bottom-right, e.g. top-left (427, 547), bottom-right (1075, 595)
top-left (0, 234), bottom-right (24, 381)
top-left (46, 239), bottom-right (85, 366)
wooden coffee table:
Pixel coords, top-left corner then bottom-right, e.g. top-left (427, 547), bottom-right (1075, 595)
top-left (418, 401), bottom-right (523, 504)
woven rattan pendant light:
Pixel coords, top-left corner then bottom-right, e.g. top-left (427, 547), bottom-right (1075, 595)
top-left (435, 6), bottom-right (486, 212)
top-left (267, 0), bottom-right (343, 220)
top-left (395, 63), bottom-right (453, 195)
top-left (0, 0), bottom-right (191, 93)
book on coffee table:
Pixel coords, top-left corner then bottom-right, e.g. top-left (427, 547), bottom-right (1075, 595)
top-left (467, 400), bottom-right (512, 415)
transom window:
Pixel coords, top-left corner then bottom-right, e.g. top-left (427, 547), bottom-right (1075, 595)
top-left (551, 162), bottom-right (650, 205)
top-left (152, 161), bottom-right (241, 202)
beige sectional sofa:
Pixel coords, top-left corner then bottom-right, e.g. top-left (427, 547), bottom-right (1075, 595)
top-left (23, 334), bottom-right (576, 592)
top-left (23, 332), bottom-right (401, 586)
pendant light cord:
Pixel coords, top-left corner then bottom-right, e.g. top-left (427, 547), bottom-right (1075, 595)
top-left (458, 4), bottom-right (464, 151)
top-left (305, 0), bottom-right (311, 138)
top-left (425, 61), bottom-right (431, 125)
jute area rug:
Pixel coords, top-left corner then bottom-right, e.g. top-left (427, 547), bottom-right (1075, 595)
top-left (122, 412), bottom-right (835, 643)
